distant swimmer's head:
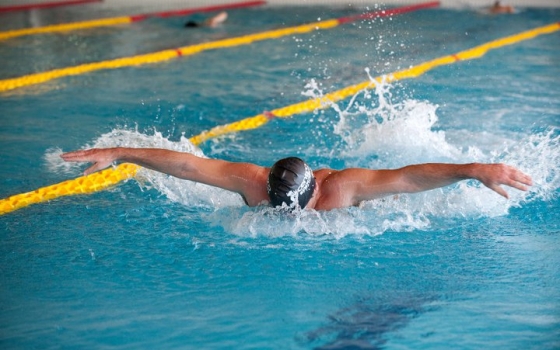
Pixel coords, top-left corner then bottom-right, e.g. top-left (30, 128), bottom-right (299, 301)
top-left (184, 21), bottom-right (200, 28)
top-left (267, 157), bottom-right (316, 210)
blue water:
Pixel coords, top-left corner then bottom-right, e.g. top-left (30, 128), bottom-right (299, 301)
top-left (1, 4), bottom-right (559, 349)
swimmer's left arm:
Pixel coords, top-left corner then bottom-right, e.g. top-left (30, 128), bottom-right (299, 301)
top-left (344, 163), bottom-right (532, 203)
top-left (463, 163), bottom-right (532, 198)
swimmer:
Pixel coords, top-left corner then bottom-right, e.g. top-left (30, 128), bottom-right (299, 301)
top-left (61, 147), bottom-right (532, 211)
top-left (487, 1), bottom-right (515, 14)
top-left (185, 11), bottom-right (228, 28)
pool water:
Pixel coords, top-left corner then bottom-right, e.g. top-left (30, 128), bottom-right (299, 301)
top-left (1, 4), bottom-right (559, 349)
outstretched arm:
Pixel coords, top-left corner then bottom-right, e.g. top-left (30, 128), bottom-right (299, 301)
top-left (61, 148), bottom-right (270, 206)
top-left (337, 163), bottom-right (532, 205)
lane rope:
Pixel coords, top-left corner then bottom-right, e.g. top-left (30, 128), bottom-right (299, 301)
top-left (0, 1), bottom-right (266, 41)
top-left (1, 21), bottom-right (558, 215)
top-left (0, 1), bottom-right (440, 93)
top-left (189, 22), bottom-right (560, 144)
top-left (0, 0), bottom-right (101, 13)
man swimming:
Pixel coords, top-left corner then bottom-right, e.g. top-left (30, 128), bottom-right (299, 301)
top-left (488, 1), bottom-right (515, 14)
top-left (61, 147), bottom-right (532, 211)
top-left (185, 11), bottom-right (228, 28)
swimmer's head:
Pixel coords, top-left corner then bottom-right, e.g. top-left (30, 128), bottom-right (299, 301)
top-left (184, 21), bottom-right (199, 28)
top-left (267, 157), bottom-right (316, 210)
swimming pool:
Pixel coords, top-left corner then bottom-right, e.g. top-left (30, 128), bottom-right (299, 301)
top-left (1, 3), bottom-right (559, 349)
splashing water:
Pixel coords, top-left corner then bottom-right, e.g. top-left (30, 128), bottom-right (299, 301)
top-left (44, 147), bottom-right (77, 175)
top-left (45, 81), bottom-right (559, 238)
top-left (46, 128), bottom-right (243, 209)
top-left (99, 130), bottom-right (243, 209)
top-left (330, 72), bottom-right (465, 166)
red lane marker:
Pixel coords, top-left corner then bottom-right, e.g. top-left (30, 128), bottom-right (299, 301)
top-left (337, 1), bottom-right (440, 24)
top-left (452, 54), bottom-right (461, 61)
top-left (130, 0), bottom-right (266, 22)
top-left (0, 0), bottom-right (101, 13)
top-left (263, 111), bottom-right (276, 120)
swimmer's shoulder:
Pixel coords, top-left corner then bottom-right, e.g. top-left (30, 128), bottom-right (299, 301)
top-left (313, 168), bottom-right (338, 180)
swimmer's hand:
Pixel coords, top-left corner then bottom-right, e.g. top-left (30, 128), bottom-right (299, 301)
top-left (472, 163), bottom-right (532, 198)
top-left (61, 148), bottom-right (118, 175)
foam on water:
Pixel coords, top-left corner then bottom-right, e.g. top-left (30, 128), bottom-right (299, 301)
top-left (331, 71), bottom-right (463, 166)
top-left (327, 77), bottom-right (559, 224)
top-left (46, 128), bottom-right (243, 209)
top-left (326, 76), bottom-right (560, 219)
top-left (45, 80), bottom-right (559, 238)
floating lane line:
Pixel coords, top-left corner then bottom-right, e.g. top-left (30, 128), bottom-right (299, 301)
top-left (128, 0), bottom-right (266, 21)
top-left (0, 17), bottom-right (133, 42)
top-left (0, 0), bottom-right (101, 13)
top-left (0, 1), bottom-right (266, 41)
top-left (1, 21), bottom-right (557, 216)
top-left (0, 164), bottom-right (140, 216)
top-left (189, 23), bottom-right (560, 144)
top-left (0, 1), bottom-right (440, 93)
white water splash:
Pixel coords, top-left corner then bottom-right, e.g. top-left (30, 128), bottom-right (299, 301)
top-left (46, 128), bottom-right (243, 209)
top-left (329, 72), bottom-right (464, 166)
top-left (102, 130), bottom-right (243, 209)
top-left (44, 147), bottom-right (79, 174)
top-left (45, 81), bottom-right (559, 238)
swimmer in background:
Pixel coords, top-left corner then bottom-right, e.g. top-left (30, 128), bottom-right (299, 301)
top-left (185, 11), bottom-right (228, 28)
top-left (487, 1), bottom-right (515, 14)
top-left (61, 147), bottom-right (532, 212)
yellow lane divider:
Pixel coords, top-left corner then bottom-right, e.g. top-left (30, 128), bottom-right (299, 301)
top-left (0, 20), bottom-right (337, 93)
top-left (0, 1), bottom-right (439, 93)
top-left (0, 164), bottom-right (139, 215)
top-left (0, 17), bottom-right (132, 41)
top-left (191, 22), bottom-right (560, 144)
top-left (0, 22), bottom-right (558, 215)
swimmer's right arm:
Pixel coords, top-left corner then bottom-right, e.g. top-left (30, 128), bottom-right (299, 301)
top-left (62, 147), bottom-right (199, 177)
top-left (61, 148), bottom-right (268, 199)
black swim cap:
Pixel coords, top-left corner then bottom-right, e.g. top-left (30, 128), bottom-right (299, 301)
top-left (185, 21), bottom-right (199, 28)
top-left (267, 157), bottom-right (316, 209)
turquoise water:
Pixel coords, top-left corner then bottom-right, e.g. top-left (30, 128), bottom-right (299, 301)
top-left (1, 5), bottom-right (559, 349)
